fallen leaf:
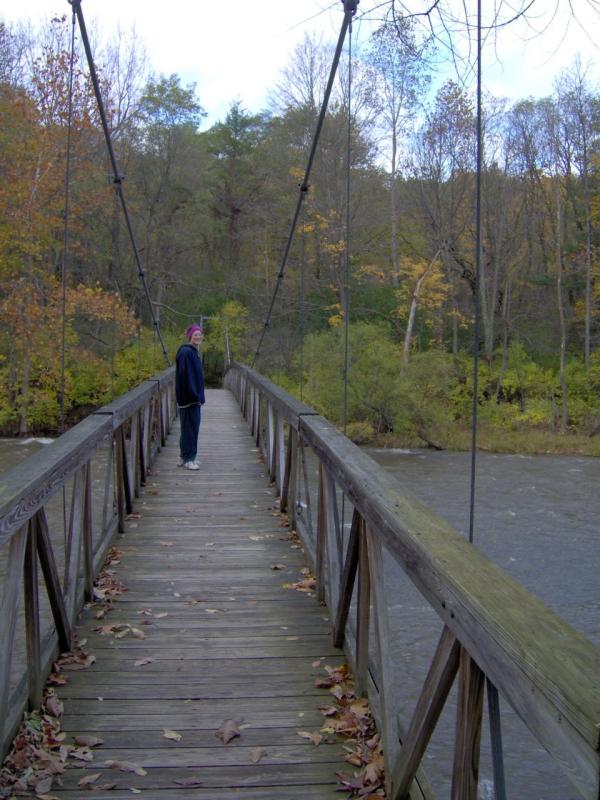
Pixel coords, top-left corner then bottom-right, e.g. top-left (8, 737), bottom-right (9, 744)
top-left (250, 746), bottom-right (266, 763)
top-left (134, 657), bottom-right (154, 667)
top-left (163, 729), bottom-right (182, 742)
top-left (34, 776), bottom-right (54, 795)
top-left (70, 747), bottom-right (94, 761)
top-left (78, 773), bottom-right (101, 787)
top-left (130, 627), bottom-right (146, 639)
top-left (297, 730), bottom-right (323, 746)
top-left (215, 719), bottom-right (241, 744)
top-left (154, 612), bottom-right (169, 618)
top-left (159, 541), bottom-right (174, 547)
top-left (271, 563), bottom-right (286, 570)
top-left (74, 735), bottom-right (104, 748)
top-left (105, 759), bottom-right (147, 776)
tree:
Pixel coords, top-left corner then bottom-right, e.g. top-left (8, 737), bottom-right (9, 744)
top-left (368, 17), bottom-right (431, 282)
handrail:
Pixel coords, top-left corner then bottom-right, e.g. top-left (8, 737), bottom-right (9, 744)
top-left (0, 366), bottom-right (176, 758)
top-left (224, 361), bottom-right (600, 800)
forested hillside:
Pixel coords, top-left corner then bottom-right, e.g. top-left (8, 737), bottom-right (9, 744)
top-left (0, 15), bottom-right (598, 451)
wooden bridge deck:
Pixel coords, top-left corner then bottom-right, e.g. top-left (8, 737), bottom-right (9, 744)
top-left (52, 388), bottom-right (347, 799)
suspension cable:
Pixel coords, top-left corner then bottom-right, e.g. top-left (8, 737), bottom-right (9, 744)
top-left (468, 0), bottom-right (482, 546)
top-left (70, 0), bottom-right (171, 367)
top-left (299, 212), bottom-right (306, 402)
top-left (59, 6), bottom-right (76, 435)
top-left (251, 0), bottom-right (359, 368)
top-left (342, 17), bottom-right (353, 437)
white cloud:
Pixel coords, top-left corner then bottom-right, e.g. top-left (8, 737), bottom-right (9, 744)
top-left (2, 0), bottom-right (597, 125)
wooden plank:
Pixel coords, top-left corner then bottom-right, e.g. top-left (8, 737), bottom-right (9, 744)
top-left (392, 625), bottom-right (461, 799)
top-left (333, 508), bottom-right (360, 648)
top-left (299, 413), bottom-right (600, 798)
top-left (35, 509), bottom-right (71, 651)
top-left (451, 648), bottom-right (485, 800)
top-left (95, 380), bottom-right (158, 430)
top-left (355, 520), bottom-right (371, 696)
top-left (365, 524), bottom-right (401, 793)
top-left (41, 389), bottom-right (350, 800)
top-left (24, 522), bottom-right (42, 710)
top-left (0, 415), bottom-right (112, 542)
top-left (0, 525), bottom-right (27, 753)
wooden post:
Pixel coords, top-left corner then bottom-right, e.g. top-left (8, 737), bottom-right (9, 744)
top-left (64, 467), bottom-right (84, 625)
top-left (451, 649), bottom-right (485, 800)
top-left (356, 520), bottom-right (371, 696)
top-left (275, 413), bottom-right (285, 498)
top-left (392, 626), bottom-right (461, 799)
top-left (316, 463), bottom-right (326, 604)
top-left (366, 525), bottom-right (402, 793)
top-left (299, 438), bottom-right (314, 543)
top-left (82, 461), bottom-right (94, 601)
top-left (267, 403), bottom-right (276, 481)
top-left (35, 509), bottom-right (71, 652)
top-left (333, 508), bottom-right (361, 648)
top-left (24, 521), bottom-right (42, 710)
top-left (101, 435), bottom-right (115, 538)
top-left (0, 526), bottom-right (27, 749)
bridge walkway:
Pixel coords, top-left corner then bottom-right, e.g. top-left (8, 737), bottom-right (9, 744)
top-left (52, 388), bottom-right (347, 799)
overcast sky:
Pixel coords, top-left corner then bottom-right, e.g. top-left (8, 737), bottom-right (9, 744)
top-left (2, 0), bottom-right (598, 127)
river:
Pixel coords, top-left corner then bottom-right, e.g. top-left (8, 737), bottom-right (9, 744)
top-left (1, 439), bottom-right (598, 798)
top-left (363, 447), bottom-right (599, 800)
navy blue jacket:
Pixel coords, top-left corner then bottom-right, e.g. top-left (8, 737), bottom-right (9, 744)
top-left (175, 344), bottom-right (205, 407)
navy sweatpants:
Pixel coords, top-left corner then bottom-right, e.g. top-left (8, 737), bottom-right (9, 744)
top-left (179, 404), bottom-right (201, 462)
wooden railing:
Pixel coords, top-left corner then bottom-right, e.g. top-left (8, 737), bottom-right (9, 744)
top-left (0, 367), bottom-right (176, 758)
top-left (225, 363), bottom-right (600, 800)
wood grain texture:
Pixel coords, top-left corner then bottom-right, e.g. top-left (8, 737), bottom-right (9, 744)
top-left (46, 388), bottom-right (347, 799)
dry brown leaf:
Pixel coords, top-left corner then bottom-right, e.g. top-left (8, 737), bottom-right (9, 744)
top-left (69, 747), bottom-right (94, 762)
top-left (215, 719), bottom-right (241, 744)
top-left (105, 759), bottom-right (147, 776)
top-left (74, 735), bottom-right (104, 748)
top-left (33, 776), bottom-right (54, 795)
top-left (250, 746), bottom-right (266, 763)
top-left (297, 730), bottom-right (323, 746)
top-left (134, 657), bottom-right (154, 667)
top-left (163, 729), bottom-right (182, 742)
top-left (174, 776), bottom-right (204, 786)
top-left (130, 627), bottom-right (146, 639)
top-left (78, 772), bottom-right (101, 787)
top-left (44, 694), bottom-right (63, 718)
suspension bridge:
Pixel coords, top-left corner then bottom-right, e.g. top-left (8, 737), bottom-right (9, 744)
top-left (0, 0), bottom-right (599, 797)
top-left (0, 365), bottom-right (598, 799)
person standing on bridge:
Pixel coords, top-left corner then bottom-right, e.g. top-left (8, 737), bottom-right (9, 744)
top-left (176, 324), bottom-right (205, 470)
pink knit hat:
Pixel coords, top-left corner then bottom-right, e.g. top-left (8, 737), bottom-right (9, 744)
top-left (186, 324), bottom-right (202, 340)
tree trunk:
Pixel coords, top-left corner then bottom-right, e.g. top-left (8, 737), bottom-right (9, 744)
top-left (403, 251), bottom-right (439, 364)
top-left (390, 129), bottom-right (399, 284)
top-left (555, 180), bottom-right (568, 435)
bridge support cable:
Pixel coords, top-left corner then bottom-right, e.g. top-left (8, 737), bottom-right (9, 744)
top-left (251, 0), bottom-right (359, 368)
top-left (468, 2), bottom-right (507, 797)
top-left (69, 0), bottom-right (171, 367)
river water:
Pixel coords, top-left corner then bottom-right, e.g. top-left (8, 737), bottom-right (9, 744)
top-left (363, 447), bottom-right (599, 800)
top-left (1, 439), bottom-right (598, 798)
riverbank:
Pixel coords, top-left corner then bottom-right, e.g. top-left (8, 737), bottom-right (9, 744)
top-left (365, 422), bottom-right (600, 457)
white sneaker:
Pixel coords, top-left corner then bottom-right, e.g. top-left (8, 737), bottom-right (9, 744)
top-left (184, 461), bottom-right (199, 470)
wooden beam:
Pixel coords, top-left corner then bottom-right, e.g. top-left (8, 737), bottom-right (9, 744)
top-left (451, 649), bottom-right (485, 800)
top-left (333, 508), bottom-right (361, 648)
top-left (392, 626), bottom-right (461, 799)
